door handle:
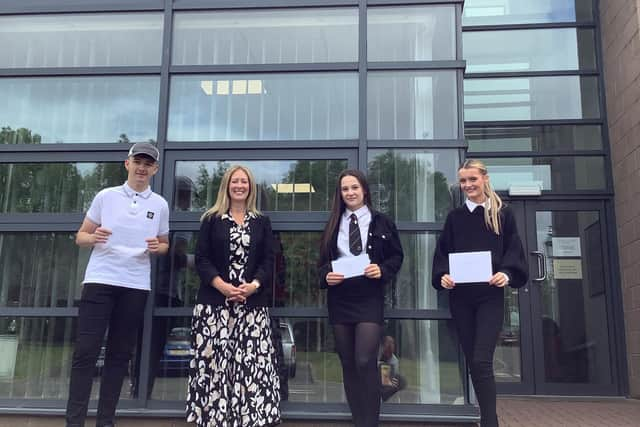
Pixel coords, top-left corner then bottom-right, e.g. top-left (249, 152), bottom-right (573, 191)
top-left (531, 251), bottom-right (546, 282)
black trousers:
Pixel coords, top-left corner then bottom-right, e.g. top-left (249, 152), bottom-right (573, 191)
top-left (450, 287), bottom-right (504, 427)
top-left (66, 283), bottom-right (148, 427)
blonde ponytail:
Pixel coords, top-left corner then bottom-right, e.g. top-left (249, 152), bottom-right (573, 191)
top-left (460, 159), bottom-right (503, 235)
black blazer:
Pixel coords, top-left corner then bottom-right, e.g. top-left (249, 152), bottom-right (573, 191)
top-left (195, 213), bottom-right (274, 307)
top-left (318, 210), bottom-right (404, 291)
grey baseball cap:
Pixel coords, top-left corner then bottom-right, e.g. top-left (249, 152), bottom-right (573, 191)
top-left (128, 142), bottom-right (159, 162)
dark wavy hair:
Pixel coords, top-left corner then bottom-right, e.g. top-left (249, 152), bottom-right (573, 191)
top-left (318, 169), bottom-right (372, 265)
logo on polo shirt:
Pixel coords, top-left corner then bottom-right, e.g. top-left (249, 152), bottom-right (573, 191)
top-left (147, 211), bottom-right (155, 219)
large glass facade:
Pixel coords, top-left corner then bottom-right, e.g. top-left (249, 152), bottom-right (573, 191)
top-left (0, 0), bottom-right (473, 421)
top-left (0, 0), bottom-right (622, 420)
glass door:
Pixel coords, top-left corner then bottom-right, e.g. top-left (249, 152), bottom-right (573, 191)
top-left (497, 200), bottom-right (618, 395)
top-left (526, 200), bottom-right (617, 395)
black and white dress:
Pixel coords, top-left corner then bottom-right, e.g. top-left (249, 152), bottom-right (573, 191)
top-left (186, 213), bottom-right (281, 427)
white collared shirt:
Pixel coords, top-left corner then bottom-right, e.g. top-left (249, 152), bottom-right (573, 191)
top-left (337, 205), bottom-right (371, 258)
top-left (82, 182), bottom-right (170, 290)
top-left (465, 198), bottom-right (490, 213)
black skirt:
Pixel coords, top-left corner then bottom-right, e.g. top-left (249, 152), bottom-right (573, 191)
top-left (327, 276), bottom-right (384, 325)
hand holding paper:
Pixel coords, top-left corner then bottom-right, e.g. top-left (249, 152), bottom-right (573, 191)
top-left (331, 253), bottom-right (371, 279)
top-left (448, 251), bottom-right (492, 284)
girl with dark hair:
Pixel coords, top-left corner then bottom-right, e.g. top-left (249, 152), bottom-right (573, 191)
top-left (318, 169), bottom-right (403, 427)
top-left (432, 159), bottom-right (528, 427)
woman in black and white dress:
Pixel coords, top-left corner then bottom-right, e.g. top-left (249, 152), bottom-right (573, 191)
top-left (318, 169), bottom-right (403, 427)
top-left (186, 165), bottom-right (280, 427)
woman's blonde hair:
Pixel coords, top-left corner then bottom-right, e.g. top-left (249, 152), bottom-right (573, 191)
top-left (201, 165), bottom-right (260, 221)
top-left (460, 159), bottom-right (503, 235)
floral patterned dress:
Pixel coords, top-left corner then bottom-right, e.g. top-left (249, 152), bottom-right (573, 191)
top-left (186, 212), bottom-right (281, 427)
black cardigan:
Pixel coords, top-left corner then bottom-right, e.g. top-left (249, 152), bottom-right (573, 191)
top-left (432, 204), bottom-right (528, 290)
top-left (195, 213), bottom-right (274, 307)
top-left (318, 210), bottom-right (404, 292)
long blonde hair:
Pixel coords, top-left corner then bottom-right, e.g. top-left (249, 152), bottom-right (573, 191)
top-left (201, 165), bottom-right (260, 221)
top-left (460, 159), bottom-right (503, 235)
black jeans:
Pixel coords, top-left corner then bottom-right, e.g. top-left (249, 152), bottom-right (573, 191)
top-left (66, 283), bottom-right (148, 427)
top-left (450, 287), bottom-right (504, 427)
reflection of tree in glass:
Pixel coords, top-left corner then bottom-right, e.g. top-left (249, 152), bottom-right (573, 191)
top-left (0, 126), bottom-right (42, 145)
top-left (368, 151), bottom-right (451, 222)
top-left (0, 128), bottom-right (127, 214)
top-left (0, 232), bottom-right (86, 309)
top-left (278, 232), bottom-right (323, 308)
top-left (194, 161), bottom-right (229, 211)
top-left (272, 160), bottom-right (347, 211)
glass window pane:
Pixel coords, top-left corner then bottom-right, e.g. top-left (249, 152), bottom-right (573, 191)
top-left (0, 13), bottom-right (163, 68)
top-left (147, 317), bottom-right (463, 405)
top-left (274, 232), bottom-right (322, 308)
top-left (0, 316), bottom-right (137, 400)
top-left (368, 71), bottom-right (458, 139)
top-left (168, 74), bottom-right (358, 141)
top-left (462, 0), bottom-right (593, 26)
top-left (464, 29), bottom-right (596, 72)
top-left (0, 317), bottom-right (73, 399)
top-left (482, 156), bottom-right (607, 192)
top-left (0, 163), bottom-right (126, 214)
top-left (0, 77), bottom-right (160, 144)
top-left (466, 125), bottom-right (603, 153)
top-left (368, 6), bottom-right (455, 61)
top-left (172, 9), bottom-right (358, 65)
top-left (368, 149), bottom-right (459, 222)
top-left (155, 232), bottom-right (199, 308)
top-left (0, 233), bottom-right (88, 308)
top-left (464, 76), bottom-right (600, 122)
top-left (389, 233), bottom-right (448, 310)
top-left (174, 159), bottom-right (348, 212)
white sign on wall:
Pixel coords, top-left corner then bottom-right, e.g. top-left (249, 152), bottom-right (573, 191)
top-left (552, 237), bottom-right (581, 257)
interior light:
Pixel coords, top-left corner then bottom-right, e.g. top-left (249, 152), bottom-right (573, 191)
top-left (200, 80), bottom-right (213, 96)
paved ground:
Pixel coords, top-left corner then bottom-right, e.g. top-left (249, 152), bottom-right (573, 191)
top-left (497, 396), bottom-right (640, 427)
top-left (1, 397), bottom-right (639, 426)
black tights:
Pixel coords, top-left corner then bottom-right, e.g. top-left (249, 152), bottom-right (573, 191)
top-left (333, 322), bottom-right (382, 427)
top-left (450, 289), bottom-right (505, 427)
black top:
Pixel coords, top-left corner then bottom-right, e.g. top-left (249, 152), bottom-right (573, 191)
top-left (432, 204), bottom-right (528, 290)
top-left (319, 210), bottom-right (404, 295)
top-left (195, 213), bottom-right (274, 307)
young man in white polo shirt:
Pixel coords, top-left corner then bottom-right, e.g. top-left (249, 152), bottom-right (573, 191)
top-left (65, 142), bottom-right (169, 427)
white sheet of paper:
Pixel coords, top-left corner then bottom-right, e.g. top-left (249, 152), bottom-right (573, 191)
top-left (331, 254), bottom-right (371, 279)
top-left (449, 251), bottom-right (492, 284)
top-left (107, 224), bottom-right (149, 258)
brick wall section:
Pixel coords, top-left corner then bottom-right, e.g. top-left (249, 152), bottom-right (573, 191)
top-left (600, 0), bottom-right (640, 397)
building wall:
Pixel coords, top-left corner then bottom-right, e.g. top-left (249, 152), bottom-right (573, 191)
top-left (600, 0), bottom-right (640, 397)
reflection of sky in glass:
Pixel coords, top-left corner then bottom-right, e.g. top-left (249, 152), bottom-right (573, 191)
top-left (176, 161), bottom-right (291, 185)
top-left (168, 73), bottom-right (358, 141)
top-left (368, 6), bottom-right (455, 62)
top-left (464, 29), bottom-right (590, 73)
top-left (368, 71), bottom-right (457, 139)
top-left (0, 76), bottom-right (160, 144)
top-left (462, 0), bottom-right (588, 25)
top-left (0, 13), bottom-right (163, 68)
top-left (173, 9), bottom-right (358, 65)
top-left (464, 76), bottom-right (599, 121)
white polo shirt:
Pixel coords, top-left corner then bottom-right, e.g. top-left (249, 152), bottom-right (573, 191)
top-left (82, 182), bottom-right (170, 291)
